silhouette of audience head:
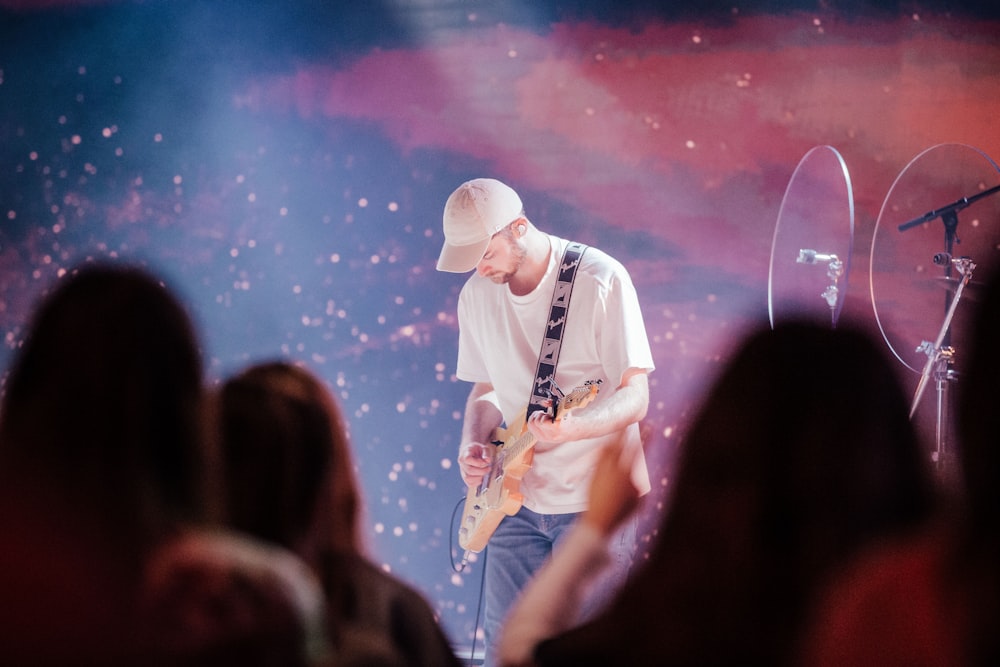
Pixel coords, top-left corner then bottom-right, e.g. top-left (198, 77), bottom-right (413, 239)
top-left (217, 360), bottom-right (361, 558)
top-left (534, 318), bottom-right (937, 666)
top-left (956, 265), bottom-right (1000, 533)
top-left (0, 263), bottom-right (326, 666)
top-left (0, 261), bottom-right (207, 548)
top-left (789, 265), bottom-right (1000, 667)
top-left (217, 360), bottom-right (463, 667)
top-left (948, 264), bottom-right (1000, 663)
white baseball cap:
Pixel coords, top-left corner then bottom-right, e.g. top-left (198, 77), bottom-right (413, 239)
top-left (437, 178), bottom-right (523, 273)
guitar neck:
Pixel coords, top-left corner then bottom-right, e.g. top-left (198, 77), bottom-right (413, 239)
top-left (504, 429), bottom-right (536, 461)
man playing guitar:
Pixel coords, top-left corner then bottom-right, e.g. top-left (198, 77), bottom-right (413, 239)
top-left (437, 177), bottom-right (654, 666)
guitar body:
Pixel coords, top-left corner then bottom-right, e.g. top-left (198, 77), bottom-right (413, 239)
top-left (459, 418), bottom-right (532, 553)
top-left (458, 383), bottom-right (599, 553)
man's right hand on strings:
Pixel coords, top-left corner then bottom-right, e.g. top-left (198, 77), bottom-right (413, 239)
top-left (458, 441), bottom-right (493, 488)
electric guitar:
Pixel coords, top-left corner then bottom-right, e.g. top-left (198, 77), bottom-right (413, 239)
top-left (458, 382), bottom-right (600, 553)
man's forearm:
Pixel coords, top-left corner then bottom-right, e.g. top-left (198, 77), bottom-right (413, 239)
top-left (564, 370), bottom-right (649, 441)
top-left (460, 384), bottom-right (503, 446)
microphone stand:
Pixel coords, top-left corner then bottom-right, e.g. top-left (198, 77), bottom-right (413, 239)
top-left (897, 183), bottom-right (1000, 473)
top-left (897, 183), bottom-right (1000, 233)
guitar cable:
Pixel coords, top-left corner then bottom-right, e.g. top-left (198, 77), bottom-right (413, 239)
top-left (450, 495), bottom-right (487, 666)
top-left (449, 495), bottom-right (471, 573)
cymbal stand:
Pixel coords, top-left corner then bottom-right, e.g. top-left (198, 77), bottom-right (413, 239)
top-left (909, 255), bottom-right (975, 471)
top-left (796, 249), bottom-right (844, 327)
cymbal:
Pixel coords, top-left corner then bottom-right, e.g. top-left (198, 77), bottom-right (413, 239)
top-left (931, 276), bottom-right (984, 299)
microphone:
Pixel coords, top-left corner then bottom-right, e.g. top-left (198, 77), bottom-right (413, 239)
top-left (933, 253), bottom-right (973, 266)
top-left (797, 249), bottom-right (838, 265)
top-left (933, 253), bottom-right (977, 275)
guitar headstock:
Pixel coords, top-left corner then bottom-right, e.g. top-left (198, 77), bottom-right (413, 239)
top-left (553, 380), bottom-right (601, 421)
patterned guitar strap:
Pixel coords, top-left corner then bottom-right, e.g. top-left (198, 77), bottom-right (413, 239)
top-left (527, 240), bottom-right (589, 419)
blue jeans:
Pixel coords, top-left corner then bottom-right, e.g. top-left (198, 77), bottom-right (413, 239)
top-left (481, 507), bottom-right (637, 667)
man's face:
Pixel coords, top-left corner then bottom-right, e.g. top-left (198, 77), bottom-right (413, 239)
top-left (476, 226), bottom-right (525, 285)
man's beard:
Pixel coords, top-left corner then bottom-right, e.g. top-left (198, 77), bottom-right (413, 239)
top-left (487, 239), bottom-right (526, 284)
top-left (488, 271), bottom-right (512, 284)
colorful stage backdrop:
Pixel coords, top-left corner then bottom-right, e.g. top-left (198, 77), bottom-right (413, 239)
top-left (2, 0), bottom-right (999, 651)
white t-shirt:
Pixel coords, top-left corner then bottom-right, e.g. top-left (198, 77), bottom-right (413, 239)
top-left (456, 234), bottom-right (654, 514)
